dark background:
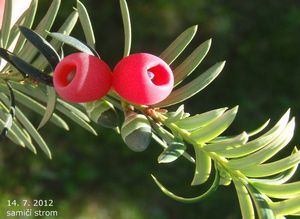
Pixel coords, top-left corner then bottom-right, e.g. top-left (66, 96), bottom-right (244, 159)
top-left (1, 0), bottom-right (300, 218)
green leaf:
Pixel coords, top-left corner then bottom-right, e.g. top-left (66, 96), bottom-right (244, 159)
top-left (48, 32), bottom-right (96, 56)
top-left (160, 25), bottom-right (198, 65)
top-left (38, 87), bottom-right (57, 129)
top-left (174, 39), bottom-right (212, 86)
top-left (57, 103), bottom-right (97, 135)
top-left (233, 179), bottom-right (255, 219)
top-left (0, 117), bottom-right (24, 147)
top-left (0, 48), bottom-right (24, 77)
top-left (33, 10), bottom-right (79, 70)
top-left (50, 10), bottom-right (79, 42)
top-left (253, 181), bottom-right (300, 199)
top-left (12, 0), bottom-right (38, 54)
top-left (203, 132), bottom-right (249, 155)
top-left (6, 11), bottom-right (27, 50)
top-left (175, 107), bottom-right (228, 131)
top-left (15, 106), bottom-right (52, 158)
top-left (246, 183), bottom-right (275, 219)
top-left (77, 0), bottom-right (95, 48)
top-left (0, 84), bottom-right (68, 130)
top-left (0, 105), bottom-right (37, 153)
top-left (191, 147), bottom-right (211, 185)
top-left (11, 52), bottom-right (53, 85)
top-left (0, 48), bottom-right (53, 85)
top-left (58, 100), bottom-right (90, 122)
top-left (157, 141), bottom-right (186, 163)
top-left (291, 212), bottom-right (300, 216)
top-left (0, 93), bottom-right (51, 158)
top-left (120, 0), bottom-right (132, 57)
top-left (189, 106), bottom-right (238, 144)
top-left (0, 101), bottom-right (22, 147)
top-left (152, 133), bottom-right (195, 164)
top-left (151, 168), bottom-right (219, 203)
top-left (19, 0), bottom-right (61, 63)
top-left (151, 122), bottom-right (195, 164)
top-left (215, 110), bottom-right (290, 158)
top-left (10, 121), bottom-right (36, 153)
top-left (249, 156), bottom-right (298, 185)
top-left (33, 0), bottom-right (61, 36)
top-left (227, 118), bottom-right (295, 170)
top-left (248, 119), bottom-right (270, 137)
top-left (52, 10), bottom-right (79, 40)
top-left (165, 105), bottom-right (189, 123)
top-left (242, 147), bottom-right (300, 177)
top-left (10, 82), bottom-right (95, 134)
top-left (156, 61), bottom-right (226, 107)
top-left (19, 26), bottom-right (60, 70)
top-left (270, 195), bottom-right (300, 216)
top-left (0, 0), bottom-right (12, 48)
top-left (0, 82), bottom-right (15, 139)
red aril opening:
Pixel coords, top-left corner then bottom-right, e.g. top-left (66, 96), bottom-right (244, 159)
top-left (147, 64), bottom-right (171, 86)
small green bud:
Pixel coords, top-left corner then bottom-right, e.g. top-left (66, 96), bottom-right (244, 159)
top-left (165, 105), bottom-right (190, 123)
top-left (85, 100), bottom-right (119, 128)
top-left (121, 112), bottom-right (152, 152)
top-left (158, 141), bottom-right (186, 163)
top-left (217, 163), bottom-right (232, 186)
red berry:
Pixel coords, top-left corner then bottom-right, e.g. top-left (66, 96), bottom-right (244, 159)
top-left (53, 53), bottom-right (112, 103)
top-left (112, 53), bottom-right (174, 105)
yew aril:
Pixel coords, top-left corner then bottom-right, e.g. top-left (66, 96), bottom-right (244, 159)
top-left (53, 53), bottom-right (112, 103)
top-left (113, 53), bottom-right (174, 105)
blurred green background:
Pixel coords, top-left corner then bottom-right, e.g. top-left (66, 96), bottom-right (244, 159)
top-left (1, 0), bottom-right (300, 218)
